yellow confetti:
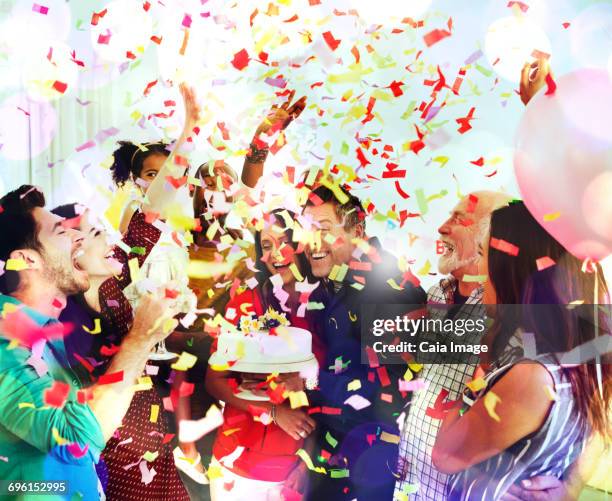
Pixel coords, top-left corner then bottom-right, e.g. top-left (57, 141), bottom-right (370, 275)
top-left (18, 402), bottom-right (35, 409)
top-left (296, 448), bottom-right (327, 474)
top-left (387, 279), bottom-right (404, 291)
top-left (52, 427), bottom-right (69, 446)
top-left (128, 258), bottom-right (140, 282)
top-left (347, 380), bottom-right (361, 391)
top-left (171, 352), bottom-right (198, 371)
top-left (5, 258), bottom-right (28, 271)
top-left (417, 260), bottom-right (431, 276)
top-left (543, 212), bottom-right (561, 222)
top-left (483, 391), bottom-right (501, 422)
top-left (288, 390), bottom-right (309, 409)
top-left (142, 450), bottom-right (159, 462)
top-left (466, 377), bottom-right (487, 392)
top-left (408, 362), bottom-right (423, 373)
top-left (150, 404), bottom-right (159, 423)
top-left (222, 428), bottom-right (242, 436)
top-left (207, 465), bottom-right (223, 480)
top-left (403, 368), bottom-right (414, 382)
top-left (82, 318), bottom-right (102, 335)
top-left (463, 275), bottom-right (487, 283)
top-left (380, 431), bottom-right (400, 444)
top-left (289, 263), bottom-right (304, 281)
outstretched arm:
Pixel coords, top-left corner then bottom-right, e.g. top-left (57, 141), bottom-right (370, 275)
top-left (142, 83), bottom-right (201, 216)
top-left (241, 90), bottom-right (306, 188)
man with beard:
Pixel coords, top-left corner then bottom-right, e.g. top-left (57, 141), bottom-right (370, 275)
top-left (298, 183), bottom-right (427, 500)
top-left (0, 185), bottom-right (178, 500)
top-left (394, 191), bottom-right (511, 500)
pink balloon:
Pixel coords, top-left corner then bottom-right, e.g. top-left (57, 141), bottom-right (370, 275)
top-left (514, 68), bottom-right (612, 261)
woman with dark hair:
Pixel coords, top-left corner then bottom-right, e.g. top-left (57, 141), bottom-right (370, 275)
top-left (204, 208), bottom-right (326, 500)
top-left (431, 201), bottom-right (610, 500)
top-left (52, 203), bottom-right (190, 500)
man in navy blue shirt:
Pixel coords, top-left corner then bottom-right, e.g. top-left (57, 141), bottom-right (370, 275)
top-left (296, 182), bottom-right (426, 500)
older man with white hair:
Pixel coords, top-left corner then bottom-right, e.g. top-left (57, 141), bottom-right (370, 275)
top-left (394, 190), bottom-right (510, 500)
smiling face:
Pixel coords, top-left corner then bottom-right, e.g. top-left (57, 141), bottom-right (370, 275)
top-left (30, 207), bottom-right (89, 295)
top-left (259, 225), bottom-right (298, 287)
top-left (136, 153), bottom-right (167, 191)
top-left (303, 202), bottom-right (362, 278)
top-left (75, 210), bottom-right (123, 279)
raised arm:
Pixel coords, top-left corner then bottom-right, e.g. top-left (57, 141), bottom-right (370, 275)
top-left (241, 90), bottom-right (306, 188)
top-left (142, 83), bottom-right (201, 216)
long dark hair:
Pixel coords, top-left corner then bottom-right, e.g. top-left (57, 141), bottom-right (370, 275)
top-left (254, 209), bottom-right (326, 316)
top-left (110, 140), bottom-right (169, 187)
top-left (487, 201), bottom-right (610, 438)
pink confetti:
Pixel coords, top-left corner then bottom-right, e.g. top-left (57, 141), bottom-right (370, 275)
top-left (32, 3), bottom-right (49, 15)
top-left (182, 13), bottom-right (192, 28)
top-left (536, 256), bottom-right (556, 271)
top-left (75, 140), bottom-right (96, 152)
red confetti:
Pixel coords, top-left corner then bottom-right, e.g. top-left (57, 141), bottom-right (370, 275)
top-left (91, 8), bottom-right (107, 26)
top-left (231, 49), bottom-right (250, 70)
top-left (321, 407), bottom-right (342, 415)
top-left (150, 35), bottom-right (162, 44)
top-left (143, 79), bottom-right (158, 96)
top-left (388, 80), bottom-right (404, 97)
top-left (143, 1), bottom-right (151, 11)
top-left (425, 389), bottom-right (460, 419)
top-left (44, 381), bottom-right (71, 408)
top-left (77, 388), bottom-right (94, 404)
top-left (456, 107), bottom-right (475, 134)
top-left (423, 28), bottom-right (451, 47)
top-left (98, 371), bottom-right (124, 385)
top-left (356, 147), bottom-right (371, 167)
top-left (544, 73), bottom-right (557, 96)
top-left (52, 81), bottom-right (67, 94)
top-left (322, 31), bottom-right (341, 51)
top-left (97, 31), bottom-right (111, 45)
top-left (351, 46), bottom-right (360, 63)
top-left (562, 22), bottom-right (571, 29)
top-left (470, 157), bottom-right (484, 167)
top-left (377, 366), bottom-right (391, 387)
top-left (490, 237), bottom-right (520, 256)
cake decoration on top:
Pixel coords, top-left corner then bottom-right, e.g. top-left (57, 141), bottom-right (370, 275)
top-left (239, 307), bottom-right (289, 334)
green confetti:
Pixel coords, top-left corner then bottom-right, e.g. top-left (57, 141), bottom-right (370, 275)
top-left (325, 431), bottom-right (338, 448)
top-left (330, 468), bottom-right (350, 478)
top-left (130, 246), bottom-right (146, 255)
top-left (186, 338), bottom-right (194, 347)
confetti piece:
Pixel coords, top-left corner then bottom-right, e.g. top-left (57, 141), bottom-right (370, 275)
top-left (219, 446), bottom-right (245, 469)
top-left (98, 371), bottom-right (124, 385)
top-left (490, 237), bottom-right (519, 256)
top-left (296, 449), bottom-right (327, 474)
top-left (231, 49), bottom-right (250, 70)
top-left (483, 391), bottom-right (501, 422)
top-left (544, 73), bottom-right (557, 96)
top-left (143, 450), bottom-right (159, 462)
top-left (536, 256), bottom-right (556, 271)
top-left (52, 81), bottom-right (67, 94)
top-left (462, 274), bottom-right (487, 283)
top-left (543, 212), bottom-right (561, 222)
top-left (330, 469), bottom-right (349, 478)
top-left (32, 3), bottom-right (49, 14)
top-left (399, 379), bottom-right (428, 392)
top-left (5, 258), bottom-right (28, 271)
top-left (171, 352), bottom-right (197, 371)
top-left (344, 394), bottom-right (371, 410)
top-left (423, 29), bottom-right (451, 47)
top-left (289, 391), bottom-right (309, 409)
top-left (82, 318), bottom-right (102, 334)
top-left (322, 31), bottom-right (341, 51)
top-left (150, 405), bottom-right (159, 423)
top-left (380, 431), bottom-right (400, 444)
top-left (139, 460), bottom-right (157, 484)
top-left (44, 381), bottom-right (70, 408)
top-left (325, 431), bottom-right (338, 448)
top-left (466, 377), bottom-right (487, 392)
top-left (67, 443), bottom-right (89, 459)
top-left (347, 379), bottom-right (361, 391)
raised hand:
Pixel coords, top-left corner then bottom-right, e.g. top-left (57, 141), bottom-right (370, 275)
top-left (520, 57), bottom-right (552, 106)
top-left (179, 82), bottom-right (201, 135)
top-left (255, 90), bottom-right (307, 137)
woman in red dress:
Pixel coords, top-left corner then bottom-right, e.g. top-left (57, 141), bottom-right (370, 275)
top-left (205, 209), bottom-right (327, 500)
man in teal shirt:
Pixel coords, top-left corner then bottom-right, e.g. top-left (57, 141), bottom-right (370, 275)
top-left (0, 185), bottom-right (179, 500)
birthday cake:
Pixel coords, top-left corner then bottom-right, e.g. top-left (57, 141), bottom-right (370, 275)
top-left (208, 308), bottom-right (318, 374)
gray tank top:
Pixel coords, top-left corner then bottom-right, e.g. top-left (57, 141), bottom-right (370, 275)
top-left (447, 353), bottom-right (589, 501)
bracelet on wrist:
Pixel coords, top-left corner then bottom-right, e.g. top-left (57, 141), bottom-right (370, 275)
top-left (246, 141), bottom-right (269, 163)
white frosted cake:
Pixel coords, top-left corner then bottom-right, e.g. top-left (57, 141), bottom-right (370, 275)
top-left (209, 310), bottom-right (318, 374)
